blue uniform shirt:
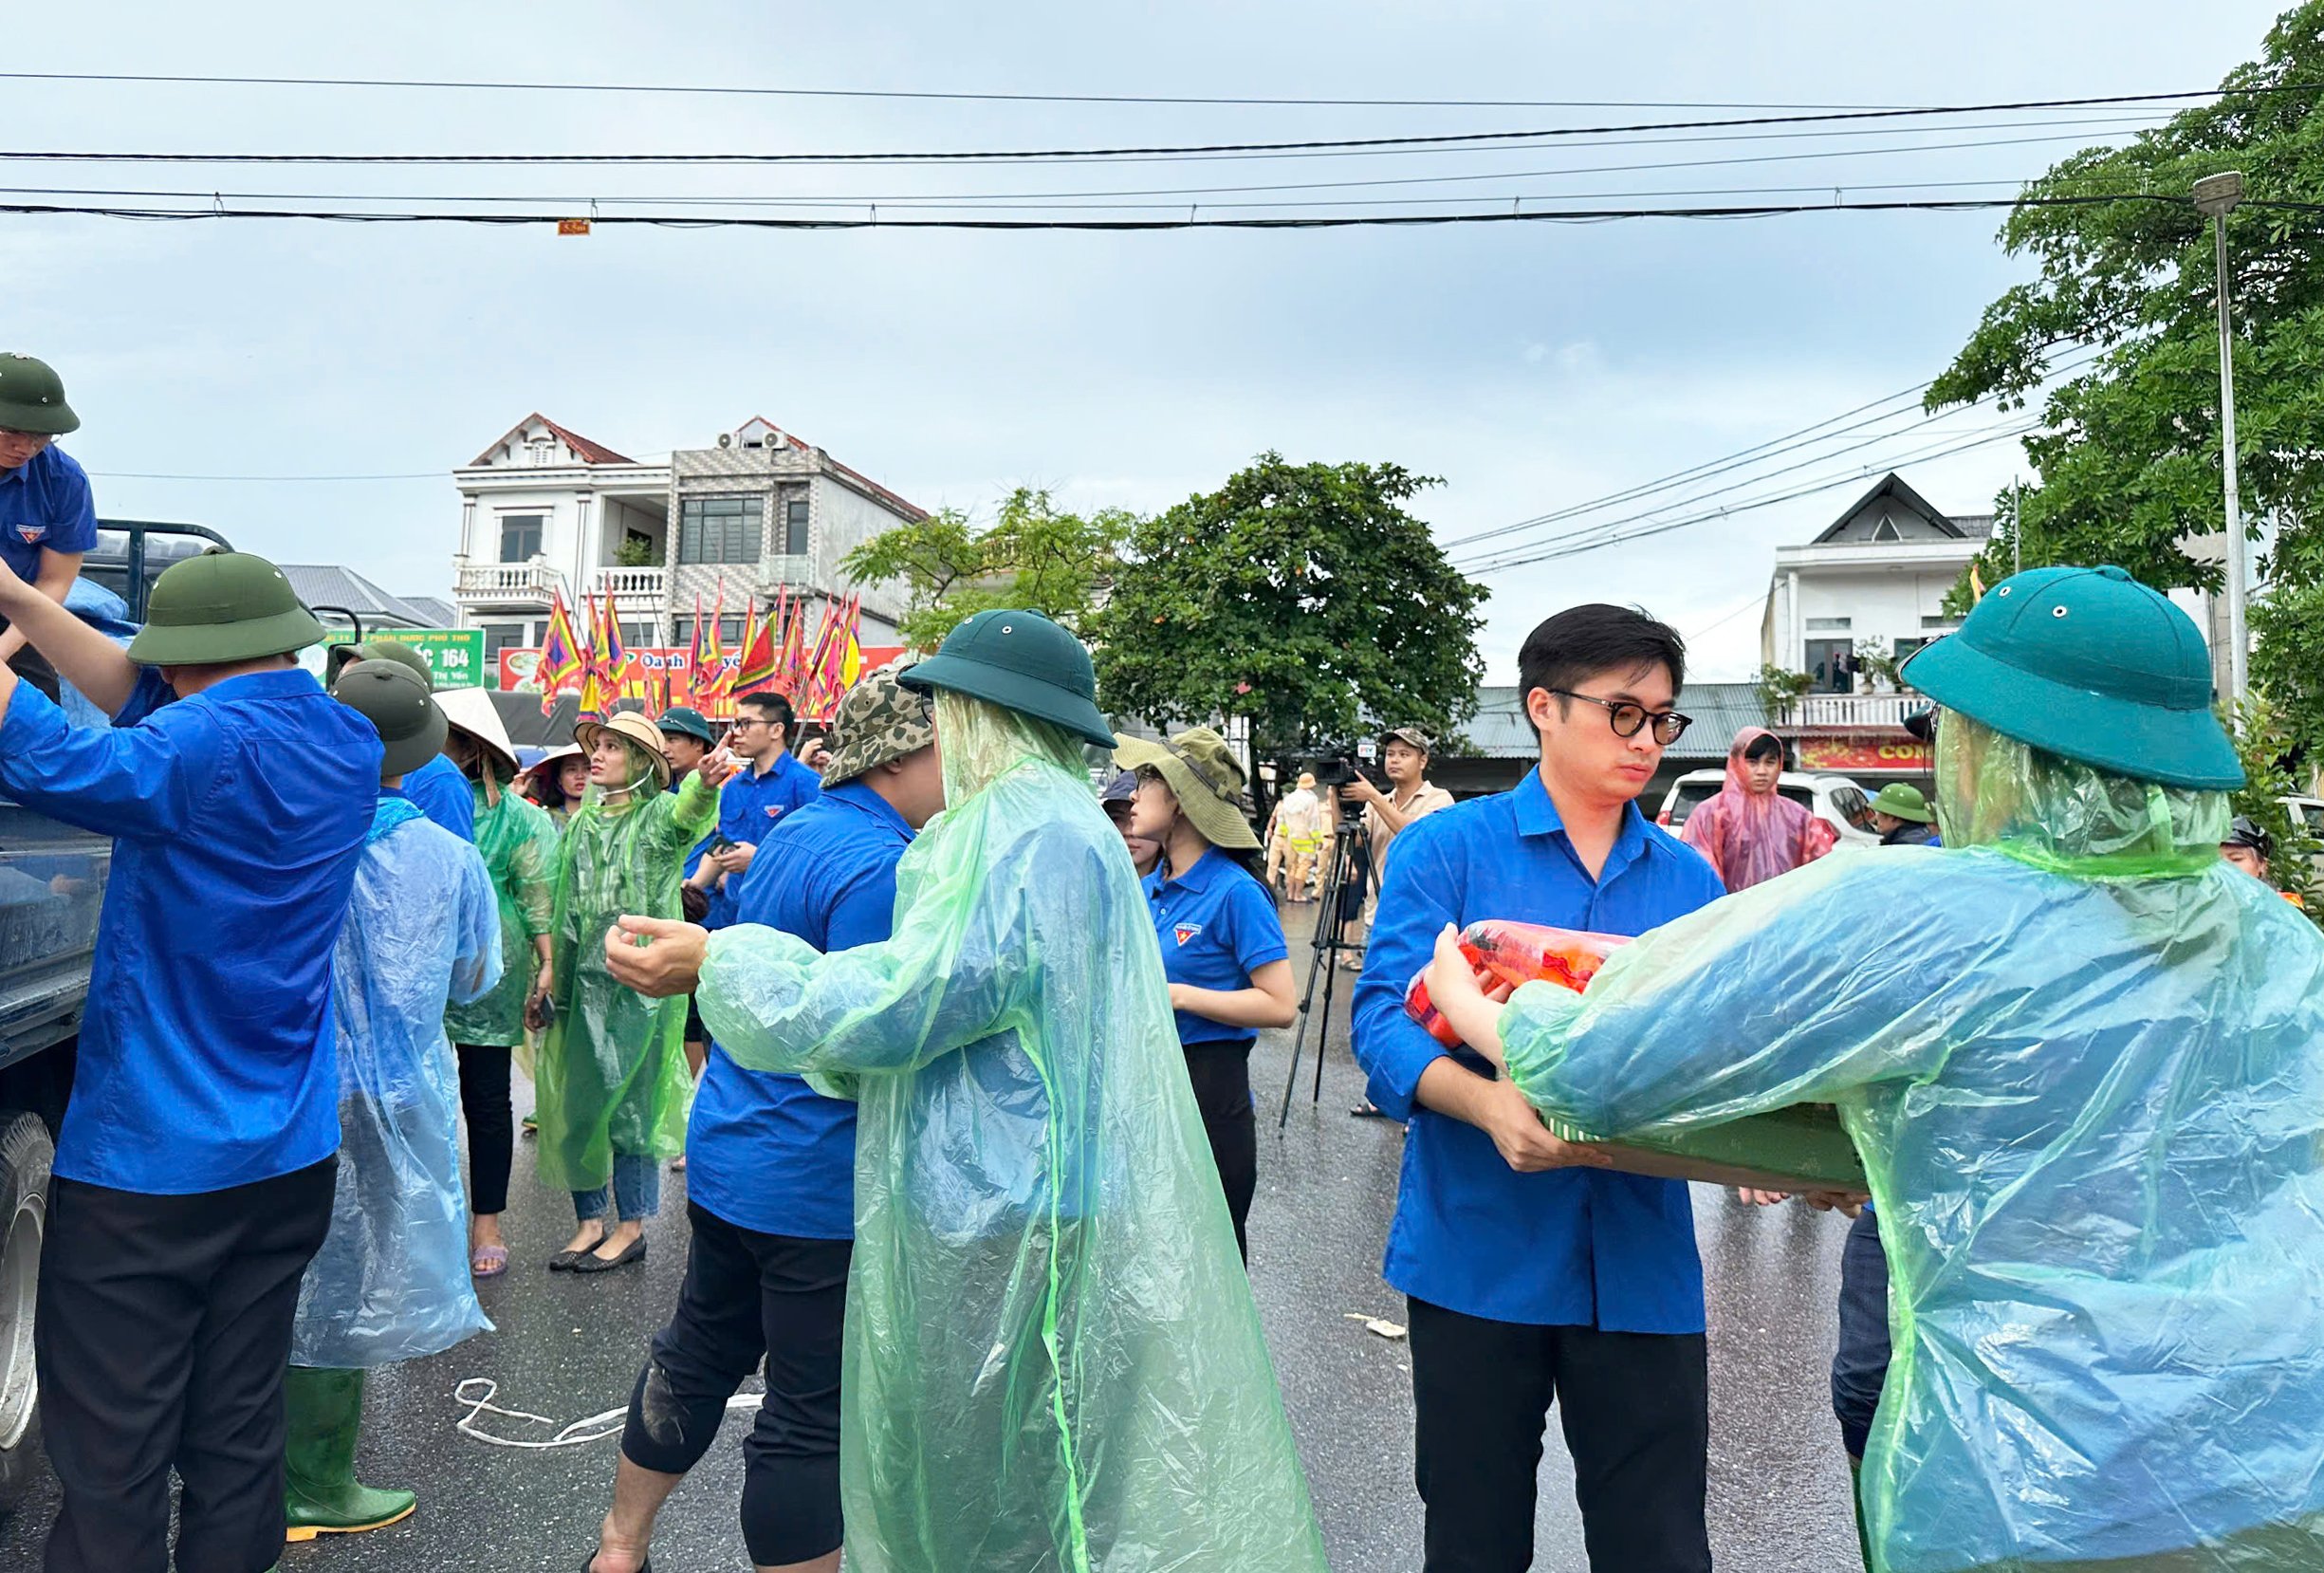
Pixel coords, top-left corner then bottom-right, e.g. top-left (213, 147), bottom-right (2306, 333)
top-left (709, 749), bottom-right (823, 927)
top-left (1144, 847), bottom-right (1289, 1046)
top-left (0, 665), bottom-right (381, 1194)
top-left (390, 750), bottom-right (475, 842)
top-left (1351, 767), bottom-right (1726, 1331)
top-left (686, 779), bottom-right (905, 1239)
top-left (0, 445), bottom-right (99, 583)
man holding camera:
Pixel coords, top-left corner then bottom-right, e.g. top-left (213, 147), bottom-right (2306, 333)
top-left (1340, 728), bottom-right (1454, 1116)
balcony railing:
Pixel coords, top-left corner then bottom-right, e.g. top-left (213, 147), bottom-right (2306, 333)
top-left (596, 565), bottom-right (667, 602)
top-left (454, 560), bottom-right (560, 603)
top-left (1796, 693), bottom-right (1918, 728)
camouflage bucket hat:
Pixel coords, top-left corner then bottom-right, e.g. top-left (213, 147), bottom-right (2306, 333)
top-left (821, 663), bottom-right (936, 786)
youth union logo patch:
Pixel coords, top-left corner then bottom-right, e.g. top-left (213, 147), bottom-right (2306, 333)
top-left (15, 527), bottom-right (42, 545)
top-left (1173, 923), bottom-right (1203, 947)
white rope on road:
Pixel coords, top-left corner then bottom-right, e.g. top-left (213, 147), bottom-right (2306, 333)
top-left (452, 1377), bottom-right (760, 1450)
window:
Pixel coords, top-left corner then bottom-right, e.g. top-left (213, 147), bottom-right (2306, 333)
top-left (1805, 638), bottom-right (1854, 694)
top-left (672, 615), bottom-right (747, 647)
top-left (498, 513), bottom-right (544, 564)
top-left (778, 488), bottom-right (811, 556)
top-left (1894, 637), bottom-right (1928, 661)
top-left (1805, 617), bottom-right (1853, 634)
top-left (482, 623), bottom-right (526, 661)
top-left (677, 496), bottom-right (762, 564)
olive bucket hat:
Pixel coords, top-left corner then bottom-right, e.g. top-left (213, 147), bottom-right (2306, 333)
top-left (1899, 564), bottom-right (2244, 792)
top-left (332, 659), bottom-right (448, 779)
top-left (1114, 727), bottom-right (1262, 851)
top-left (124, 551), bottom-right (327, 667)
top-left (898, 609), bottom-right (1116, 749)
top-left (0, 354), bottom-right (80, 435)
top-left (821, 664), bottom-right (936, 787)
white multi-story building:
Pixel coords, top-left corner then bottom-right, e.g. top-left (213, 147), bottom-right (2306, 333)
top-left (450, 413), bottom-right (921, 669)
top-left (1761, 472), bottom-right (1991, 708)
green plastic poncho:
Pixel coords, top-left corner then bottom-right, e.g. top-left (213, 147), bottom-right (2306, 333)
top-left (696, 693), bottom-right (1327, 1573)
top-left (531, 748), bottom-right (718, 1192)
top-left (443, 773), bottom-right (558, 1048)
top-left (1495, 712), bottom-right (2324, 1573)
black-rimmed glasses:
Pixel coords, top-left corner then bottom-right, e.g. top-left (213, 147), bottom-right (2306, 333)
top-left (1552, 690), bottom-right (1692, 745)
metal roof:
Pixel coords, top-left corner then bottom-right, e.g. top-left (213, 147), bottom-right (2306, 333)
top-left (1459, 682), bottom-right (1767, 763)
top-left (280, 564), bottom-right (456, 630)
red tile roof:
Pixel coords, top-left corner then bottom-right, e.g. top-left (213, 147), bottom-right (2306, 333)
top-left (732, 416), bottom-right (929, 522)
top-left (469, 414), bottom-right (636, 469)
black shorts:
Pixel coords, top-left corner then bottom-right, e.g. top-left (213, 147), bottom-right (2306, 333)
top-left (684, 994), bottom-right (707, 1046)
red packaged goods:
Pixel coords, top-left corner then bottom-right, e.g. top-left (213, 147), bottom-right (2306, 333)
top-left (1405, 920), bottom-right (1630, 1048)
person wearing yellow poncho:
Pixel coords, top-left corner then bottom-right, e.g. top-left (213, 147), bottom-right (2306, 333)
top-left (603, 611), bottom-right (1328, 1573)
top-left (1426, 566), bottom-right (2324, 1573)
top-left (531, 709), bottom-right (729, 1273)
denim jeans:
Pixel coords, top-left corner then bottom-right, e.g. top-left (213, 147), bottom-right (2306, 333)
top-left (1831, 1206), bottom-right (1891, 1460)
top-left (573, 1153), bottom-right (662, 1224)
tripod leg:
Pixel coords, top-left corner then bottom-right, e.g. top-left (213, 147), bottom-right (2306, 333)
top-left (1277, 829), bottom-right (1350, 1130)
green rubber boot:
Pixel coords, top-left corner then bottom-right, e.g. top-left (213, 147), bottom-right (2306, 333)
top-left (1850, 1454), bottom-right (1874, 1571)
top-left (283, 1366), bottom-right (416, 1542)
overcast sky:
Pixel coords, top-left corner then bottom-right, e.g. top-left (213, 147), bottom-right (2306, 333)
top-left (4, 1), bottom-right (2290, 684)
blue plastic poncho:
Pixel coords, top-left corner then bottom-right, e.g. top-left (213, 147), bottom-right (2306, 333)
top-left (292, 797), bottom-right (502, 1368)
top-left (697, 693), bottom-right (1328, 1573)
top-left (1496, 713), bottom-right (2324, 1572)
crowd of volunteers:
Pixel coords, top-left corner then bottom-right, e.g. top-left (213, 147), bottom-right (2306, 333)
top-left (2, 349), bottom-right (2319, 1573)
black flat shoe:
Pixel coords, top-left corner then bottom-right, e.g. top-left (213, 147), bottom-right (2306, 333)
top-left (1350, 1101), bottom-right (1391, 1120)
top-left (581, 1551), bottom-right (651, 1572)
top-left (571, 1236), bottom-right (647, 1274)
top-left (549, 1231), bottom-right (607, 1271)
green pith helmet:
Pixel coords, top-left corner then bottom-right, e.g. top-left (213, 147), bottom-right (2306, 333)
top-left (1870, 782), bottom-right (1934, 824)
top-left (899, 609), bottom-right (1116, 749)
top-left (0, 354), bottom-right (79, 435)
top-left (656, 705), bottom-right (717, 746)
top-left (1901, 564), bottom-right (2244, 792)
top-left (123, 551), bottom-right (327, 667)
top-left (329, 639), bottom-right (432, 692)
top-left (332, 659), bottom-right (448, 779)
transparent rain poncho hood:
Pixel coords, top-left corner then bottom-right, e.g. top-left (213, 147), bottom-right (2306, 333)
top-left (1678, 724), bottom-right (1837, 891)
top-left (293, 797), bottom-right (502, 1367)
top-left (1494, 712), bottom-right (2324, 1570)
top-left (697, 692), bottom-right (1327, 1573)
top-left (443, 768), bottom-right (559, 1048)
top-left (531, 742), bottom-right (718, 1191)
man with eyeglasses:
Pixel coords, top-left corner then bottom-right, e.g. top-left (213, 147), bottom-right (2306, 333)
top-left (689, 690), bottom-right (822, 928)
top-left (0, 354), bottom-right (100, 698)
top-left (1351, 603), bottom-right (1725, 1573)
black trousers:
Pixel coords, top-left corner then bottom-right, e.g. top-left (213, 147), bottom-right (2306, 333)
top-left (620, 1201), bottom-right (851, 1566)
top-left (455, 1042), bottom-right (514, 1215)
top-left (37, 1157), bottom-right (337, 1573)
top-left (1832, 1207), bottom-right (1891, 1460)
top-left (1407, 1296), bottom-right (1712, 1573)
top-left (1181, 1042), bottom-right (1258, 1262)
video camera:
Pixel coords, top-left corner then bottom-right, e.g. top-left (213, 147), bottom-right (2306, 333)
top-left (1302, 741), bottom-right (1390, 794)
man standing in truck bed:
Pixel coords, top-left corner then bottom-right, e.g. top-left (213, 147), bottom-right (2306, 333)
top-left (0, 547), bottom-right (380, 1573)
top-left (0, 354), bottom-right (101, 698)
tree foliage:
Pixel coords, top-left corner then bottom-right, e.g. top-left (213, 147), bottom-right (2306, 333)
top-left (1753, 664), bottom-right (1813, 722)
top-left (1928, 2), bottom-right (2324, 754)
top-left (2229, 690), bottom-right (2323, 921)
top-left (840, 486), bottom-right (1134, 650)
top-left (1088, 453), bottom-right (1486, 758)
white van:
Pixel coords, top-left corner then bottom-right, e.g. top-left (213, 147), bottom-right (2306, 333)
top-left (1655, 769), bottom-right (1879, 847)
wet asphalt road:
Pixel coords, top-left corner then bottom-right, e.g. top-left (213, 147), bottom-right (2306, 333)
top-left (0, 908), bottom-right (1860, 1571)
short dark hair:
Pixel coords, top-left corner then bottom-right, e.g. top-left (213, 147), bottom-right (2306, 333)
top-left (738, 691), bottom-right (795, 741)
top-left (1517, 604), bottom-right (1688, 738)
top-left (1743, 732), bottom-right (1786, 766)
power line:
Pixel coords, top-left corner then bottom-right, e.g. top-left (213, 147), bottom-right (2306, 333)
top-left (90, 470), bottom-right (443, 481)
top-left (0, 97), bottom-right (2212, 168)
top-left (0, 192), bottom-right (2201, 229)
top-left (1459, 422), bottom-right (2041, 575)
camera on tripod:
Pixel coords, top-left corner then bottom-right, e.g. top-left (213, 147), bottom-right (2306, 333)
top-left (1303, 744), bottom-right (1390, 795)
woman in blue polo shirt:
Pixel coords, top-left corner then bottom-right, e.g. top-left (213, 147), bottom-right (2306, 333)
top-left (1118, 728), bottom-right (1296, 1261)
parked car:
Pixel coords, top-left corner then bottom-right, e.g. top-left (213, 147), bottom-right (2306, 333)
top-left (1656, 769), bottom-right (1879, 847)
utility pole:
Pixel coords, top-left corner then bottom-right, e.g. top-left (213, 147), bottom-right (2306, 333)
top-left (2012, 477), bottom-right (2022, 576)
top-left (2194, 169), bottom-right (2248, 703)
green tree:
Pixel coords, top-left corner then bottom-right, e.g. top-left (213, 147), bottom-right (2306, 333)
top-left (841, 486), bottom-right (1134, 650)
top-left (1753, 664), bottom-right (1813, 723)
top-left (1088, 453), bottom-right (1486, 760)
top-left (2229, 690), bottom-right (2323, 920)
top-left (1927, 2), bottom-right (2324, 753)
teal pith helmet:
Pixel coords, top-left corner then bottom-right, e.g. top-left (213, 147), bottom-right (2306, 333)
top-left (123, 551), bottom-right (326, 667)
top-left (1899, 564), bottom-right (2243, 791)
top-left (899, 609), bottom-right (1116, 749)
top-left (656, 706), bottom-right (717, 746)
top-left (0, 354), bottom-right (79, 435)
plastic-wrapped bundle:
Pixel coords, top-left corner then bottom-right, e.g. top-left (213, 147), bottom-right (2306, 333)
top-left (1494, 712), bottom-right (2324, 1570)
top-left (1405, 919), bottom-right (1628, 1046)
top-left (697, 691), bottom-right (1328, 1573)
top-left (293, 797), bottom-right (502, 1367)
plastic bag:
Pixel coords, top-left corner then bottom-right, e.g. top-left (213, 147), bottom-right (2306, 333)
top-left (1405, 919), bottom-right (1628, 1046)
top-left (697, 691), bottom-right (1328, 1573)
top-left (531, 758), bottom-right (718, 1192)
top-left (1494, 712), bottom-right (2324, 1570)
top-left (293, 798), bottom-right (502, 1367)
top-left (443, 778), bottom-right (558, 1048)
